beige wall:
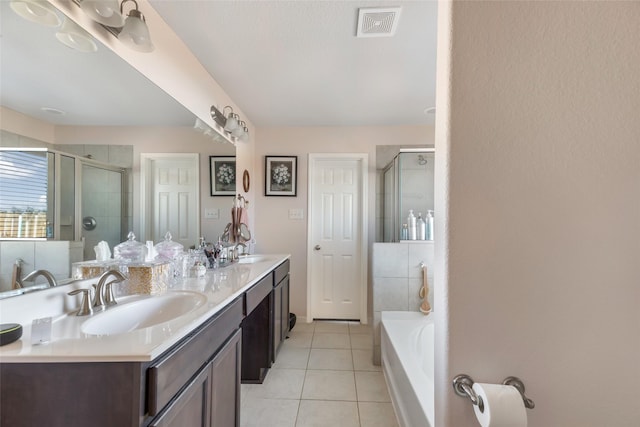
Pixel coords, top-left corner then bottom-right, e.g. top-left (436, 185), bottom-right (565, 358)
top-left (254, 125), bottom-right (433, 322)
top-left (435, 2), bottom-right (640, 425)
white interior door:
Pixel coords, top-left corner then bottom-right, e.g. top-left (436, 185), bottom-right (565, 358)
top-left (308, 154), bottom-right (368, 321)
top-left (142, 154), bottom-right (199, 248)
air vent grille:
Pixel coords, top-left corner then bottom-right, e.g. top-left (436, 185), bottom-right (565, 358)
top-left (356, 7), bottom-right (401, 38)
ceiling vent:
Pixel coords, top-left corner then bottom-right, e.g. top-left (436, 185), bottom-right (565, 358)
top-left (356, 7), bottom-right (402, 38)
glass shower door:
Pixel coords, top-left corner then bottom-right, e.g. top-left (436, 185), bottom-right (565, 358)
top-left (81, 164), bottom-right (123, 260)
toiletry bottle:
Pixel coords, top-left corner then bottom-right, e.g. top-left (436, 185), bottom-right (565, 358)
top-left (417, 213), bottom-right (426, 240)
top-left (427, 210), bottom-right (434, 240)
top-left (408, 210), bottom-right (417, 240)
top-left (401, 224), bottom-right (408, 241)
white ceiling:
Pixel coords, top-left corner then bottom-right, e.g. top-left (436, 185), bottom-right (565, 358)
top-left (151, 0), bottom-right (439, 127)
top-left (0, 1), bottom-right (438, 128)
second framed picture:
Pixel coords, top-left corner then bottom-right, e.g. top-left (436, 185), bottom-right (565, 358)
top-left (265, 156), bottom-right (297, 196)
top-left (210, 156), bottom-right (236, 196)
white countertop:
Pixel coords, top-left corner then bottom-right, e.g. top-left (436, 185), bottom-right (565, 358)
top-left (0, 254), bottom-right (290, 363)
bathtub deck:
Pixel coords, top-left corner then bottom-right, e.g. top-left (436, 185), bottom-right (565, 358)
top-left (381, 311), bottom-right (434, 427)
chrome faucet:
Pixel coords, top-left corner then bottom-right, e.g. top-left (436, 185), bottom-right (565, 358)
top-left (232, 242), bottom-right (248, 261)
top-left (12, 259), bottom-right (58, 289)
top-left (93, 270), bottom-right (127, 309)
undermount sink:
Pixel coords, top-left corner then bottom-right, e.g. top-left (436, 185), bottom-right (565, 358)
top-left (237, 255), bottom-right (270, 264)
top-left (81, 291), bottom-right (207, 336)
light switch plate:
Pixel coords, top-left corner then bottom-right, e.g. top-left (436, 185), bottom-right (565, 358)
top-left (204, 208), bottom-right (219, 219)
top-left (289, 209), bottom-right (304, 220)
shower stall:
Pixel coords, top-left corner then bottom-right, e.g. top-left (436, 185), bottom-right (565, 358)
top-left (382, 148), bottom-right (435, 242)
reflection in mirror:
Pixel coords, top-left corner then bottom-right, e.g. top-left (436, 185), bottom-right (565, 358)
top-left (0, 149), bottom-right (52, 239)
top-left (0, 2), bottom-right (236, 294)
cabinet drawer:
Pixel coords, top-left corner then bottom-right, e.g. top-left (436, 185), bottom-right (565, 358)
top-left (244, 274), bottom-right (273, 315)
top-left (273, 259), bottom-right (290, 286)
top-left (149, 364), bottom-right (211, 427)
top-left (147, 297), bottom-right (243, 416)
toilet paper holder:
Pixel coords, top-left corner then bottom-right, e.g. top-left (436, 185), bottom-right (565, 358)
top-left (452, 374), bottom-right (535, 413)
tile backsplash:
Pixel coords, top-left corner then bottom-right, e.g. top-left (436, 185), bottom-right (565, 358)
top-left (372, 241), bottom-right (434, 364)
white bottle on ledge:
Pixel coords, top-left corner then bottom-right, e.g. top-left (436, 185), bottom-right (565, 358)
top-left (417, 213), bottom-right (426, 240)
top-left (427, 210), bottom-right (434, 240)
top-left (407, 209), bottom-right (417, 240)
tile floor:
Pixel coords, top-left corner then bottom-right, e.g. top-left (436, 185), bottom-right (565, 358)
top-left (240, 320), bottom-right (400, 427)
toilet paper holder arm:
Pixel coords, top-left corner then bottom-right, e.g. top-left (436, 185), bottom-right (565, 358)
top-left (452, 374), bottom-right (535, 413)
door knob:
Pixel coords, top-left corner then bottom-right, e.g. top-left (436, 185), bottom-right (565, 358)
top-left (314, 245), bottom-right (321, 251)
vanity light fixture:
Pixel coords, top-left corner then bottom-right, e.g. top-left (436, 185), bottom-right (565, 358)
top-left (222, 106), bottom-right (239, 132)
top-left (239, 125), bottom-right (250, 143)
top-left (9, 0), bottom-right (62, 26)
top-left (55, 17), bottom-right (98, 53)
top-left (231, 121), bottom-right (246, 138)
top-left (210, 105), bottom-right (250, 142)
top-left (117, 0), bottom-right (154, 52)
top-left (10, 1), bottom-right (98, 53)
top-left (194, 118), bottom-right (229, 144)
top-left (79, 0), bottom-right (124, 28)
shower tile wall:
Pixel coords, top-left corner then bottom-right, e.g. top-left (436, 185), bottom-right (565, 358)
top-left (371, 241), bottom-right (434, 364)
top-left (0, 241), bottom-right (82, 291)
top-left (0, 130), bottom-right (54, 149)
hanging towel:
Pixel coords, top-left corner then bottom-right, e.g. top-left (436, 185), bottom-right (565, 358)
top-left (239, 205), bottom-right (249, 228)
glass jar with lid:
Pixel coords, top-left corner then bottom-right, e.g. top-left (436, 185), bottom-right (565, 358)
top-left (113, 231), bottom-right (146, 263)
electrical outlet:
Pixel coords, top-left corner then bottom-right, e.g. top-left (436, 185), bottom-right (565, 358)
top-left (204, 208), bottom-right (219, 219)
top-left (289, 209), bottom-right (304, 220)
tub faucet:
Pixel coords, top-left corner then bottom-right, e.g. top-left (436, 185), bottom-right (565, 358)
top-left (12, 260), bottom-right (58, 289)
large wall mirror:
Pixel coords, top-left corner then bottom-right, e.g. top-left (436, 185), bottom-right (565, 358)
top-left (0, 1), bottom-right (235, 291)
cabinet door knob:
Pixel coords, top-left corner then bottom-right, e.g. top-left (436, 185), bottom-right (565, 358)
top-left (314, 245), bottom-right (321, 251)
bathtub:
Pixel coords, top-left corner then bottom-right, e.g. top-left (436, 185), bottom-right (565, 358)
top-left (381, 311), bottom-right (434, 427)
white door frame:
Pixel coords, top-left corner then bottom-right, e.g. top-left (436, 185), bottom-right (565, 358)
top-left (306, 153), bottom-right (369, 323)
top-left (140, 153), bottom-right (200, 243)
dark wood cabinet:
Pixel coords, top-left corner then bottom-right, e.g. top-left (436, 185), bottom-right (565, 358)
top-left (241, 259), bottom-right (290, 383)
top-left (0, 258), bottom-right (290, 427)
top-left (272, 270), bottom-right (290, 361)
top-left (149, 364), bottom-right (211, 427)
top-left (210, 329), bottom-right (241, 427)
top-left (241, 274), bottom-right (273, 383)
top-left (0, 297), bottom-right (244, 427)
top-left (150, 329), bottom-right (241, 427)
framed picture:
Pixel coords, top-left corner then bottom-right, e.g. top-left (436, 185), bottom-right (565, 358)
top-left (210, 156), bottom-right (236, 196)
top-left (265, 156), bottom-right (297, 196)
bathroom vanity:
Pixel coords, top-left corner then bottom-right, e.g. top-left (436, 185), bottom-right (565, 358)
top-left (0, 254), bottom-right (290, 427)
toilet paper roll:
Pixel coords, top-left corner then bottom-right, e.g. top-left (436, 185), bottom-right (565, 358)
top-left (472, 383), bottom-right (527, 427)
